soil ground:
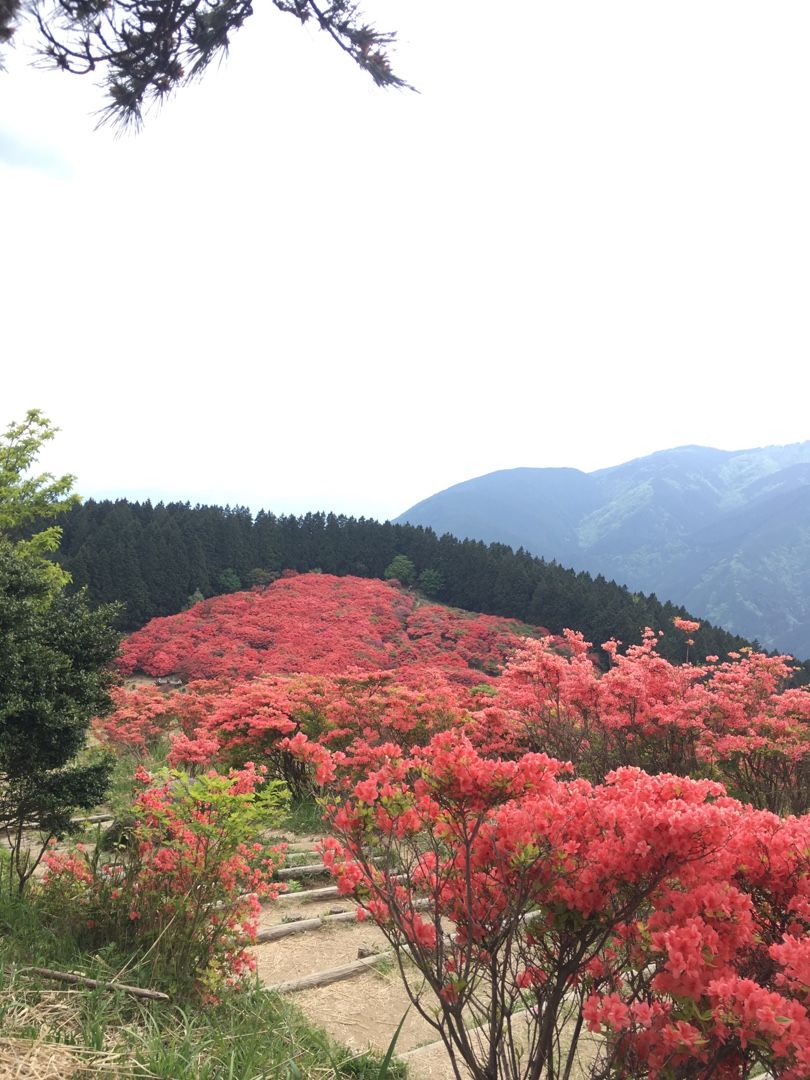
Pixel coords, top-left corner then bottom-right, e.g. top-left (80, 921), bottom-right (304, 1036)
top-left (252, 843), bottom-right (596, 1079)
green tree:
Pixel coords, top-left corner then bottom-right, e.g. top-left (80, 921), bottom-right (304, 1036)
top-left (0, 411), bottom-right (120, 893)
top-left (185, 587), bottom-right (206, 609)
top-left (0, 544), bottom-right (120, 894)
top-left (216, 567), bottom-right (242, 593)
top-left (0, 409), bottom-right (79, 591)
top-left (4, 0), bottom-right (409, 128)
top-left (245, 567), bottom-right (280, 588)
top-left (384, 554), bottom-right (415, 587)
top-left (416, 567), bottom-right (444, 598)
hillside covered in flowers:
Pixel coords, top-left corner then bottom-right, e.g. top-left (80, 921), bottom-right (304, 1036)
top-left (118, 572), bottom-right (538, 684)
top-left (97, 572), bottom-right (810, 1078)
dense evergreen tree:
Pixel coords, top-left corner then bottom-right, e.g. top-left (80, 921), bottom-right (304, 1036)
top-left (0, 545), bottom-right (120, 893)
top-left (0, 414), bottom-right (120, 893)
top-left (416, 568), bottom-right (444, 598)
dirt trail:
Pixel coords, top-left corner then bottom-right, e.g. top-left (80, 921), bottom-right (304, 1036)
top-left (253, 836), bottom-right (461, 1078)
top-left (254, 838), bottom-right (595, 1079)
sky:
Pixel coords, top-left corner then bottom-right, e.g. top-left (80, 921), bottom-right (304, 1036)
top-left (3, 1), bottom-right (809, 521)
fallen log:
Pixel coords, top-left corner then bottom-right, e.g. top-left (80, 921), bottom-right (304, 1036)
top-left (24, 968), bottom-right (169, 1001)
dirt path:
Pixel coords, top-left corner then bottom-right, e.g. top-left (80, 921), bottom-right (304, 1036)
top-left (253, 836), bottom-right (461, 1078)
top-left (254, 839), bottom-right (596, 1079)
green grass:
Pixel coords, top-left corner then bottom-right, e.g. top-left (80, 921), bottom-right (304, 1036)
top-left (0, 890), bottom-right (406, 1078)
top-left (281, 795), bottom-right (326, 836)
top-left (0, 975), bottom-right (407, 1078)
top-left (93, 738), bottom-right (174, 818)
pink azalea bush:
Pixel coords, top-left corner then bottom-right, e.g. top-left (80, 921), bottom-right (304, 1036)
top-left (38, 763), bottom-right (288, 996)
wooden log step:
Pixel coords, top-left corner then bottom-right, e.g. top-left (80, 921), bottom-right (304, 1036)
top-left (276, 862), bottom-right (331, 880)
top-left (12, 813), bottom-right (116, 835)
top-left (72, 814), bottom-right (116, 826)
top-left (266, 951), bottom-right (394, 994)
top-left (254, 909), bottom-right (358, 942)
top-left (276, 854), bottom-right (387, 880)
top-left (276, 884), bottom-right (340, 903)
top-left (258, 896), bottom-right (428, 939)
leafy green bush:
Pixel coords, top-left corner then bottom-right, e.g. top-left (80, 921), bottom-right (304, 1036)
top-left (38, 764), bottom-right (289, 996)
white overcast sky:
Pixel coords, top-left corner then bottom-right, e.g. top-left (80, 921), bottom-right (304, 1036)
top-left (3, 2), bottom-right (809, 520)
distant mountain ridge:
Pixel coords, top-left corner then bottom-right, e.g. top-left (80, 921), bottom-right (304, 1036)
top-left (395, 442), bottom-right (810, 658)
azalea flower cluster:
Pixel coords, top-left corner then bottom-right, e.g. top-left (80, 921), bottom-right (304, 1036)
top-left (489, 627), bottom-right (810, 814)
top-left (117, 574), bottom-right (533, 682)
top-left (102, 619), bottom-right (810, 821)
top-left (317, 731), bottom-right (810, 1079)
top-left (96, 670), bottom-right (480, 796)
top-left (38, 764), bottom-right (288, 995)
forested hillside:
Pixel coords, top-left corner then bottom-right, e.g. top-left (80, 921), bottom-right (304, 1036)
top-left (56, 499), bottom-right (756, 666)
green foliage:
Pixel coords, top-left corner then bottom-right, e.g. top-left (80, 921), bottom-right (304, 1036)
top-left (416, 567), bottom-right (444, 597)
top-left (103, 738), bottom-right (172, 818)
top-left (0, 543), bottom-right (120, 894)
top-left (216, 567), bottom-right (242, 593)
top-left (246, 566), bottom-right (280, 588)
top-left (384, 554), bottom-right (415, 586)
top-left (38, 765), bottom-right (290, 995)
top-left (376, 1007), bottom-right (410, 1078)
top-left (281, 794), bottom-right (326, 836)
top-left (0, 409), bottom-right (80, 592)
top-left (0, 409), bottom-right (78, 536)
top-left (0, 891), bottom-right (405, 1078)
top-left (470, 682), bottom-right (499, 697)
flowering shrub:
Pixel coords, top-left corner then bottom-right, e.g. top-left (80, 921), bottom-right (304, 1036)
top-left (103, 671), bottom-right (476, 796)
top-left (38, 763), bottom-right (288, 996)
top-left (584, 803), bottom-right (810, 1077)
top-left (117, 574), bottom-right (534, 683)
top-left (107, 610), bottom-right (810, 822)
top-left (92, 684), bottom-right (180, 753)
top-left (317, 732), bottom-right (810, 1080)
top-left (490, 627), bottom-right (810, 815)
top-left (94, 578), bottom-right (810, 1070)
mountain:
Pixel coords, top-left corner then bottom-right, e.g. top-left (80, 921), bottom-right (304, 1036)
top-left (395, 443), bottom-right (810, 658)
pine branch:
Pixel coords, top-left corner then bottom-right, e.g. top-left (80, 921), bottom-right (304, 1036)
top-left (17, 0), bottom-right (411, 128)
